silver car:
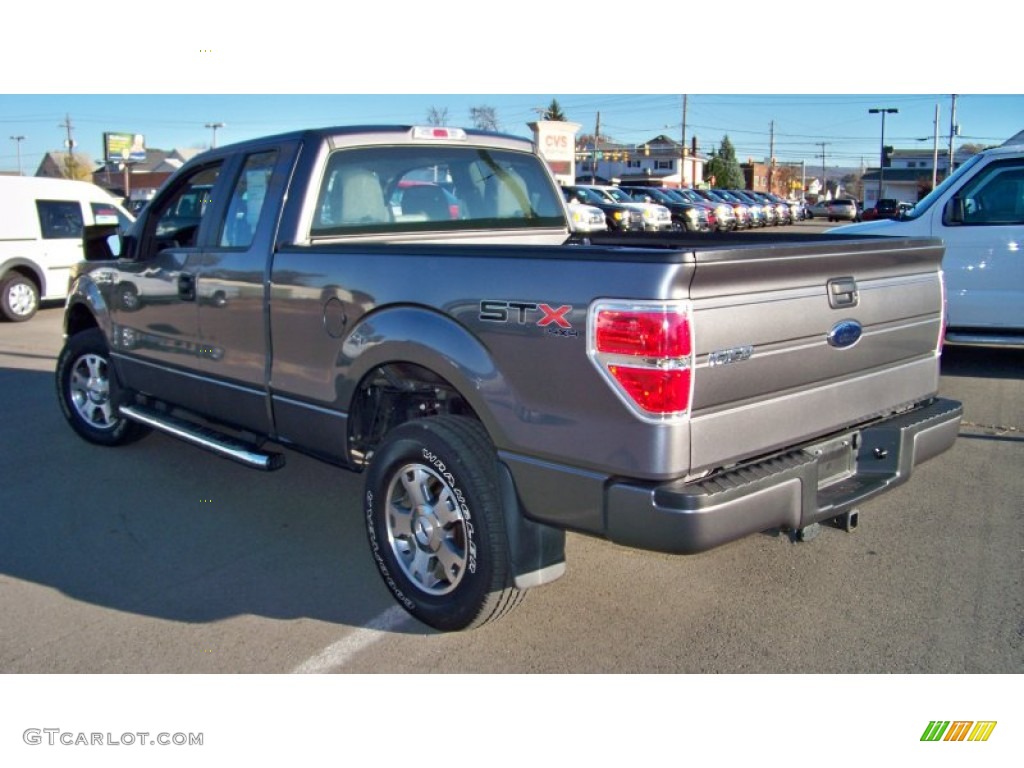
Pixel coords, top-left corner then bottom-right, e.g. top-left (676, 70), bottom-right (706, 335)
top-left (826, 198), bottom-right (859, 222)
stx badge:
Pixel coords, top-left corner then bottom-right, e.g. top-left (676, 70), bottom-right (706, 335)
top-left (479, 300), bottom-right (575, 333)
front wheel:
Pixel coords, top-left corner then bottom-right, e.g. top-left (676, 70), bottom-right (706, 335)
top-left (0, 272), bottom-right (40, 322)
top-left (364, 416), bottom-right (524, 631)
top-left (56, 328), bottom-right (150, 446)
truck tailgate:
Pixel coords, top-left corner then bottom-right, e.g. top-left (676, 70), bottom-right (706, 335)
top-left (686, 236), bottom-right (945, 474)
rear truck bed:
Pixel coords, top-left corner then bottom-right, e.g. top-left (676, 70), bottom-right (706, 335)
top-left (497, 234), bottom-right (961, 552)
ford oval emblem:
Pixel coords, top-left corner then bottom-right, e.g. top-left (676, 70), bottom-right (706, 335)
top-left (828, 320), bottom-right (863, 348)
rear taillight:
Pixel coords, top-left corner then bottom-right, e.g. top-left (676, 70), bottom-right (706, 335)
top-left (589, 302), bottom-right (694, 420)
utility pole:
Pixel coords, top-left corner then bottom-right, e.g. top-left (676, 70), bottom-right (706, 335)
top-left (768, 120), bottom-right (775, 193)
top-left (205, 122), bottom-right (226, 149)
top-left (680, 94), bottom-right (687, 188)
top-left (932, 102), bottom-right (940, 191)
top-left (58, 113), bottom-right (76, 177)
top-left (947, 94), bottom-right (958, 179)
top-left (9, 135), bottom-right (25, 176)
top-left (592, 112), bottom-right (600, 184)
top-left (816, 142), bottom-right (828, 198)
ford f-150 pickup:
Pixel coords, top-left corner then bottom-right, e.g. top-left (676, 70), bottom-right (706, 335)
top-left (57, 125), bottom-right (962, 630)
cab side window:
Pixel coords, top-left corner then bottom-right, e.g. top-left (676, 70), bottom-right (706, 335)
top-left (36, 200), bottom-right (84, 239)
top-left (151, 164), bottom-right (222, 248)
top-left (218, 151), bottom-right (278, 248)
top-left (956, 160), bottom-right (1024, 226)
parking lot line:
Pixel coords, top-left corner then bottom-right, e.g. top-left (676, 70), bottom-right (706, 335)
top-left (291, 606), bottom-right (413, 673)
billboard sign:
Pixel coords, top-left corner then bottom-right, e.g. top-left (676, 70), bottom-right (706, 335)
top-left (104, 132), bottom-right (147, 164)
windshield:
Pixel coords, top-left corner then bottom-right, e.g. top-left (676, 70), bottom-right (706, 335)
top-left (569, 187), bottom-right (605, 206)
top-left (642, 189), bottom-right (673, 203)
top-left (602, 187), bottom-right (634, 203)
top-left (902, 152), bottom-right (986, 221)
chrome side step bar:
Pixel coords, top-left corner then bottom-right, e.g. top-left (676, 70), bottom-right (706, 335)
top-left (119, 404), bottom-right (285, 471)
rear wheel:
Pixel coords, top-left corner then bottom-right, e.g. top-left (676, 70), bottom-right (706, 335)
top-left (0, 272), bottom-right (39, 322)
top-left (364, 415), bottom-right (524, 631)
top-left (56, 328), bottom-right (150, 446)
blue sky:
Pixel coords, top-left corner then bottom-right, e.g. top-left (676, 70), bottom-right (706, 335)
top-left (3, 93), bottom-right (1018, 176)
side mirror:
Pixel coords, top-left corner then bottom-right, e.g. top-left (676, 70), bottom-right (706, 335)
top-left (83, 224), bottom-right (122, 261)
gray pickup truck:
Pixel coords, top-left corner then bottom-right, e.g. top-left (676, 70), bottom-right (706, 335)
top-left (57, 125), bottom-right (962, 631)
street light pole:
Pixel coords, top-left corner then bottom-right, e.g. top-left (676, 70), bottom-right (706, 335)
top-left (869, 107), bottom-right (897, 203)
top-left (9, 135), bottom-right (25, 175)
top-left (205, 122), bottom-right (226, 149)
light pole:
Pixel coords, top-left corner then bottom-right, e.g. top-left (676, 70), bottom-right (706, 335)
top-left (205, 122), bottom-right (226, 149)
top-left (869, 107), bottom-right (897, 203)
top-left (9, 135), bottom-right (25, 175)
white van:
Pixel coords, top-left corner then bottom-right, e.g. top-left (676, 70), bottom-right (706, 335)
top-left (831, 135), bottom-right (1023, 346)
top-left (0, 176), bottom-right (134, 321)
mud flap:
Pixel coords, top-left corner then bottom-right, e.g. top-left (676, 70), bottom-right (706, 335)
top-left (497, 462), bottom-right (567, 589)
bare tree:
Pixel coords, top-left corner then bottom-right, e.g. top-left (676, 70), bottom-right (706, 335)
top-left (469, 105), bottom-right (500, 131)
top-left (63, 154), bottom-right (93, 181)
top-left (426, 106), bottom-right (449, 126)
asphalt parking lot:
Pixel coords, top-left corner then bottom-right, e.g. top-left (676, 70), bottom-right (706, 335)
top-left (1, 278), bottom-right (1021, 676)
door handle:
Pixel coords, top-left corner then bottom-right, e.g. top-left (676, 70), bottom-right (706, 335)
top-left (178, 272), bottom-right (196, 301)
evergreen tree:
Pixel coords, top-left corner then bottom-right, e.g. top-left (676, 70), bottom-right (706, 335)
top-left (704, 135), bottom-right (745, 188)
top-left (543, 99), bottom-right (567, 121)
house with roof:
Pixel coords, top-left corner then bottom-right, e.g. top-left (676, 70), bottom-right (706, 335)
top-left (35, 151), bottom-right (96, 181)
top-left (576, 134), bottom-right (706, 188)
top-left (861, 147), bottom-right (975, 207)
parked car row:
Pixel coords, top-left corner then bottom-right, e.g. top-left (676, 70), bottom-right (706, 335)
top-left (563, 182), bottom-right (815, 234)
top-left (563, 184), bottom-right (675, 232)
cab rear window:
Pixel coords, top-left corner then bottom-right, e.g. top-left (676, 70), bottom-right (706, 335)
top-left (310, 145), bottom-right (565, 237)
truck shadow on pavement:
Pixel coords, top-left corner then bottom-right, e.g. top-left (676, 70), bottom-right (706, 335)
top-left (0, 368), bottom-right (429, 636)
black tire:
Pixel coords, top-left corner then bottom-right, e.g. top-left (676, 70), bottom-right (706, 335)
top-left (56, 328), bottom-right (150, 446)
top-left (0, 272), bottom-right (39, 322)
top-left (364, 415), bottom-right (524, 631)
